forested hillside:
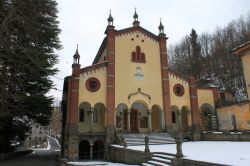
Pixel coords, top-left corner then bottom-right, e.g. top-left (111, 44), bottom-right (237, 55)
top-left (169, 13), bottom-right (250, 101)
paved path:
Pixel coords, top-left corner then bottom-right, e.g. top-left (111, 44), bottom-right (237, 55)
top-left (0, 136), bottom-right (61, 166)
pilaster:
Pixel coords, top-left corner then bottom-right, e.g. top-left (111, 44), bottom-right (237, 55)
top-left (189, 76), bottom-right (201, 140)
top-left (106, 25), bottom-right (116, 128)
top-left (158, 34), bottom-right (171, 131)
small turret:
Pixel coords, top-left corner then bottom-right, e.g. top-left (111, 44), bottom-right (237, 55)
top-left (133, 8), bottom-right (140, 27)
top-left (158, 18), bottom-right (165, 35)
top-left (73, 44), bottom-right (80, 64)
top-left (107, 10), bottom-right (114, 26)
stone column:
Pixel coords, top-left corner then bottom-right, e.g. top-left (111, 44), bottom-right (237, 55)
top-left (90, 108), bottom-right (94, 132)
top-left (178, 110), bottom-right (182, 132)
top-left (148, 111), bottom-right (152, 133)
top-left (90, 143), bottom-right (93, 159)
top-left (127, 109), bottom-right (131, 132)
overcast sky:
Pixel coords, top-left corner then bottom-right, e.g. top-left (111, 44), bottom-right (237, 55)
top-left (50, 0), bottom-right (250, 101)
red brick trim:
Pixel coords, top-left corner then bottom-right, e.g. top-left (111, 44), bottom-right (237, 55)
top-left (131, 45), bottom-right (146, 63)
top-left (117, 26), bottom-right (159, 41)
top-left (173, 84), bottom-right (185, 96)
top-left (106, 28), bottom-right (116, 127)
top-left (80, 61), bottom-right (108, 73)
top-left (85, 77), bottom-right (101, 92)
top-left (159, 36), bottom-right (171, 129)
top-left (189, 76), bottom-right (200, 127)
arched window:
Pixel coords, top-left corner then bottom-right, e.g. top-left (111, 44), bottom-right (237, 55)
top-left (172, 111), bottom-right (176, 123)
top-left (79, 109), bottom-right (85, 122)
top-left (131, 45), bottom-right (146, 63)
top-left (93, 109), bottom-right (98, 122)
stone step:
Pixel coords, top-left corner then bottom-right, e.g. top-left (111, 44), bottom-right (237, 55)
top-left (153, 154), bottom-right (174, 160)
top-left (152, 157), bottom-right (171, 165)
top-left (153, 152), bottom-right (176, 157)
top-left (141, 163), bottom-right (154, 166)
top-left (147, 160), bottom-right (171, 166)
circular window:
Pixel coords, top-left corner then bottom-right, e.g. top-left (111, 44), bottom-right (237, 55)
top-left (86, 77), bottom-right (100, 92)
top-left (173, 84), bottom-right (185, 96)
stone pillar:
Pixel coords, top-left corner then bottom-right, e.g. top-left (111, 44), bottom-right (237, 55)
top-left (68, 134), bottom-right (78, 160)
top-left (127, 109), bottom-right (131, 132)
top-left (90, 108), bottom-right (94, 132)
top-left (175, 135), bottom-right (183, 158)
top-left (148, 111), bottom-right (152, 132)
top-left (144, 136), bottom-right (150, 153)
top-left (90, 143), bottom-right (93, 159)
top-left (178, 110), bottom-right (182, 132)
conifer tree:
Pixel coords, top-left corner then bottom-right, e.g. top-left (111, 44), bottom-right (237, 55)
top-left (0, 0), bottom-right (61, 152)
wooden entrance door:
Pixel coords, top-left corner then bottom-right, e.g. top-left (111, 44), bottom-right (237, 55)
top-left (130, 109), bottom-right (138, 133)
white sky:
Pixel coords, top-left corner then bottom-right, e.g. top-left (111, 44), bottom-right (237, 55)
top-left (50, 0), bottom-right (250, 101)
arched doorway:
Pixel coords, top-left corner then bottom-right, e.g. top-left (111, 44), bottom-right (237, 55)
top-left (116, 103), bottom-right (128, 132)
top-left (130, 109), bottom-right (138, 133)
top-left (79, 140), bottom-right (90, 159)
top-left (93, 140), bottom-right (104, 159)
top-left (200, 104), bottom-right (213, 131)
top-left (94, 103), bottom-right (105, 132)
top-left (181, 106), bottom-right (189, 132)
top-left (170, 105), bottom-right (179, 132)
top-left (131, 102), bottom-right (148, 133)
top-left (152, 105), bottom-right (161, 132)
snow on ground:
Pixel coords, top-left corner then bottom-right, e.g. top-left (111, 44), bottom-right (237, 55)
top-left (126, 141), bottom-right (250, 166)
top-left (67, 161), bottom-right (137, 166)
top-left (31, 140), bottom-right (51, 150)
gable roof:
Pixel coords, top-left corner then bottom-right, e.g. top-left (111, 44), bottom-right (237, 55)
top-left (231, 41), bottom-right (250, 56)
top-left (92, 37), bottom-right (107, 64)
top-left (168, 68), bottom-right (189, 83)
top-left (116, 26), bottom-right (160, 41)
top-left (92, 26), bottom-right (162, 64)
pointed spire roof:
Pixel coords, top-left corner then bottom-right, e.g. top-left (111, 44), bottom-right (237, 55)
top-left (107, 10), bottom-right (114, 25)
top-left (133, 8), bottom-right (140, 27)
top-left (158, 18), bottom-right (165, 35)
top-left (73, 44), bottom-right (80, 58)
top-left (133, 8), bottom-right (138, 20)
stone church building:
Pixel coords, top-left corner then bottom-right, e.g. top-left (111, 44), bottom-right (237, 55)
top-left (62, 11), bottom-right (221, 160)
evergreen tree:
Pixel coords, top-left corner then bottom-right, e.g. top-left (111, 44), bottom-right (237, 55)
top-left (169, 14), bottom-right (250, 100)
top-left (0, 0), bottom-right (61, 152)
top-left (189, 29), bottom-right (203, 79)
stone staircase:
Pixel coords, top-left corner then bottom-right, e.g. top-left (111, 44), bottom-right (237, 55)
top-left (120, 133), bottom-right (175, 146)
top-left (142, 152), bottom-right (176, 166)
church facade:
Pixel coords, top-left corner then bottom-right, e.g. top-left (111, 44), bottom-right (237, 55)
top-left (61, 11), bottom-right (219, 160)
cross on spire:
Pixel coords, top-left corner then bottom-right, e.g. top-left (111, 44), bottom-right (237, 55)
top-left (107, 9), bottom-right (114, 26)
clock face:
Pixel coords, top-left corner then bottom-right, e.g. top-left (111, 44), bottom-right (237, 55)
top-left (85, 77), bottom-right (100, 92)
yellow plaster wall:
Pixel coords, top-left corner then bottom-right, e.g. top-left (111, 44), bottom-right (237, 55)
top-left (242, 53), bottom-right (250, 99)
top-left (197, 89), bottom-right (215, 108)
top-left (169, 74), bottom-right (191, 126)
top-left (78, 67), bottom-right (107, 132)
top-left (169, 74), bottom-right (190, 109)
top-left (217, 103), bottom-right (250, 130)
top-left (115, 32), bottom-right (163, 110)
top-left (78, 67), bottom-right (107, 106)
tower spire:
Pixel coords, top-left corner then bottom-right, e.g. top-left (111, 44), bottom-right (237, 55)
top-left (133, 8), bottom-right (140, 27)
top-left (107, 9), bottom-right (114, 26)
top-left (158, 18), bottom-right (165, 35)
top-left (73, 44), bottom-right (80, 64)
